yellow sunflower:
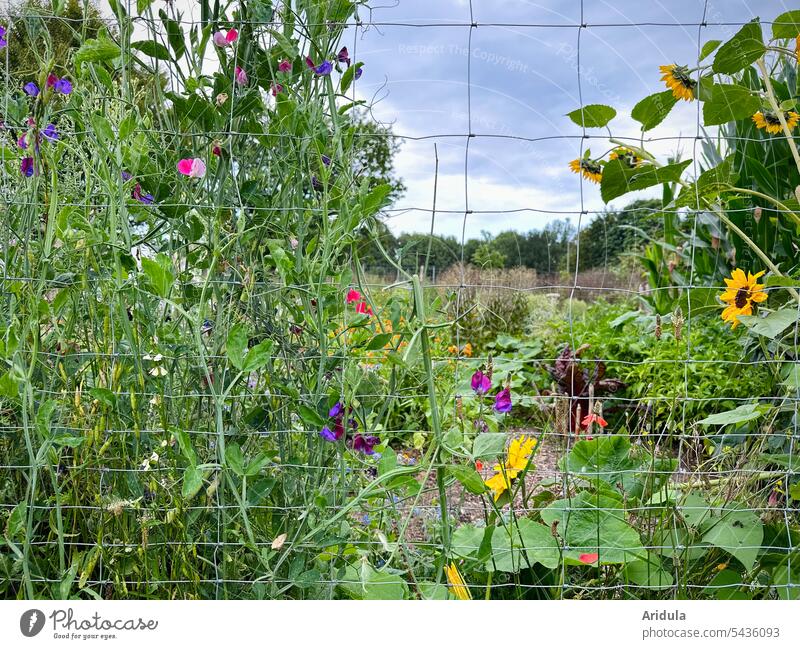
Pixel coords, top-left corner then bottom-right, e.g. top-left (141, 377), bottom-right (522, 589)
top-left (484, 435), bottom-right (537, 501)
top-left (444, 562), bottom-right (471, 600)
top-left (720, 269), bottom-right (767, 329)
top-left (609, 147), bottom-right (642, 168)
top-left (796, 35), bottom-right (800, 62)
top-left (752, 110), bottom-right (800, 135)
top-left (659, 64), bottom-right (696, 101)
top-left (569, 158), bottom-right (602, 184)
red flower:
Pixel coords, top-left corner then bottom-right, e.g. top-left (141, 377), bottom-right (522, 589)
top-left (581, 413), bottom-right (608, 428)
top-left (346, 289), bottom-right (361, 304)
top-left (475, 461), bottom-right (483, 471)
top-left (356, 301), bottom-right (372, 316)
top-left (578, 553), bottom-right (599, 564)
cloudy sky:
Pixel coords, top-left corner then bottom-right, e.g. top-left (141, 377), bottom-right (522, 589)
top-left (146, 1), bottom-right (795, 238)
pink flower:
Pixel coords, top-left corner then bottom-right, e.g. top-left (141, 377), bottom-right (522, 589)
top-left (234, 66), bottom-right (248, 86)
top-left (177, 158), bottom-right (206, 178)
top-left (213, 28), bottom-right (238, 47)
top-left (270, 83), bottom-right (283, 96)
top-left (346, 289), bottom-right (362, 304)
top-left (278, 59), bottom-right (292, 73)
top-left (579, 553), bottom-right (599, 564)
top-left (356, 301), bottom-right (373, 316)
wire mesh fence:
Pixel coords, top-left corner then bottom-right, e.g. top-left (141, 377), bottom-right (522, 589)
top-left (0, 0), bottom-right (798, 600)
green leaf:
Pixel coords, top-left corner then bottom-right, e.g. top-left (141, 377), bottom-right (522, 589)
top-left (601, 158), bottom-right (692, 203)
top-left (90, 114), bottom-right (115, 145)
top-left (340, 62), bottom-right (363, 95)
top-left (0, 372), bottom-right (18, 399)
top-left (365, 333), bottom-right (393, 350)
top-left (361, 183), bottom-right (392, 217)
top-left (131, 40), bottom-right (172, 61)
top-left (563, 435), bottom-right (638, 486)
top-left (267, 29), bottom-right (299, 59)
top-left (566, 104), bottom-right (617, 128)
top-left (772, 10), bottom-right (800, 39)
top-left (704, 568), bottom-right (751, 599)
top-left (712, 20), bottom-right (765, 74)
top-left (361, 565), bottom-right (407, 599)
top-left (624, 555), bottom-right (674, 589)
top-left (774, 564), bottom-right (800, 600)
top-left (225, 443), bottom-right (246, 476)
top-left (490, 519), bottom-right (560, 572)
top-left (140, 254), bottom-right (175, 298)
top-left (540, 491), bottom-right (644, 564)
top-left (160, 12), bottom-right (186, 59)
top-left (5, 501), bottom-right (27, 541)
top-left (451, 524), bottom-right (487, 559)
top-left (447, 465), bottom-right (487, 495)
top-left (674, 155), bottom-right (737, 208)
top-left (702, 505), bottom-right (763, 571)
top-left (699, 39), bottom-right (722, 61)
top-left (242, 340), bottom-right (274, 372)
top-left (697, 403), bottom-right (767, 426)
top-left (182, 465), bottom-right (204, 500)
top-left (737, 308), bottom-right (799, 339)
top-left (88, 387), bottom-right (117, 407)
top-left (137, 0), bottom-right (155, 12)
top-left (472, 432), bottom-right (507, 460)
top-left (174, 429), bottom-right (197, 465)
top-left (702, 83), bottom-right (760, 126)
top-left (226, 323), bottom-right (249, 370)
top-left (75, 36), bottom-right (120, 67)
top-left (631, 91), bottom-right (677, 131)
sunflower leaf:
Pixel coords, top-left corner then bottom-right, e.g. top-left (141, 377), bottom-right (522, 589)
top-left (600, 158), bottom-right (691, 203)
top-left (772, 10), bottom-right (800, 39)
top-left (566, 104), bottom-right (617, 128)
top-left (712, 19), bottom-right (765, 74)
top-left (702, 83), bottom-right (760, 126)
top-left (631, 91), bottom-right (677, 131)
top-left (737, 308), bottom-right (799, 339)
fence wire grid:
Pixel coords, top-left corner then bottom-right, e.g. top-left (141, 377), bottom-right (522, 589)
top-left (0, 0), bottom-right (799, 600)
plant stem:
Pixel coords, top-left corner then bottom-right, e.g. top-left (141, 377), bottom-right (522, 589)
top-left (757, 57), bottom-right (800, 176)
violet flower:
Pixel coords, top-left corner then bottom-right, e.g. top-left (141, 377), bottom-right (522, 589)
top-left (24, 82), bottom-right (39, 97)
top-left (354, 65), bottom-right (363, 80)
top-left (0, 25), bottom-right (7, 49)
top-left (470, 369), bottom-right (491, 395)
top-left (328, 402), bottom-right (343, 418)
top-left (20, 157), bottom-right (34, 177)
top-left (337, 47), bottom-right (351, 66)
top-left (314, 60), bottom-right (332, 76)
top-left (17, 133), bottom-right (27, 149)
top-left (351, 433), bottom-right (379, 455)
top-left (494, 387), bottom-right (512, 414)
top-left (132, 183), bottom-right (154, 204)
top-left (320, 426), bottom-right (337, 442)
top-left (54, 78), bottom-right (72, 95)
top-left (41, 124), bottom-right (58, 141)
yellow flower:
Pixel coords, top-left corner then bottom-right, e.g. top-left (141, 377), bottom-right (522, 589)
top-left (447, 344), bottom-right (459, 355)
top-left (752, 110), bottom-right (800, 135)
top-left (462, 343), bottom-right (473, 357)
top-left (609, 147), bottom-right (642, 168)
top-left (796, 35), bottom-right (800, 62)
top-left (484, 435), bottom-right (537, 501)
top-left (719, 269), bottom-right (767, 329)
top-left (659, 64), bottom-right (695, 101)
top-left (569, 158), bottom-right (602, 184)
top-left (444, 562), bottom-right (471, 600)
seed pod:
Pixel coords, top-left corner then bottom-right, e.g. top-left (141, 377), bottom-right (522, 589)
top-left (654, 314), bottom-right (662, 341)
top-left (672, 306), bottom-right (684, 342)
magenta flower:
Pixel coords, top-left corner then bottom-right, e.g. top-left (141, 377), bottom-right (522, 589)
top-left (177, 158), bottom-right (206, 178)
top-left (24, 82), bottom-right (39, 97)
top-left (471, 370), bottom-right (491, 395)
top-left (337, 47), bottom-right (351, 65)
top-left (346, 289), bottom-right (362, 304)
top-left (494, 387), bottom-right (512, 414)
top-left (213, 28), bottom-right (238, 47)
top-left (305, 56), bottom-right (315, 69)
top-left (47, 73), bottom-right (58, 88)
top-left (351, 433), bottom-right (379, 455)
top-left (270, 83), bottom-right (283, 96)
top-left (234, 66), bottom-right (248, 86)
top-left (0, 25), bottom-right (7, 49)
top-left (278, 59), bottom-right (292, 73)
top-left (17, 133), bottom-right (27, 149)
top-left (132, 183), bottom-right (154, 204)
top-left (20, 157), bottom-right (34, 177)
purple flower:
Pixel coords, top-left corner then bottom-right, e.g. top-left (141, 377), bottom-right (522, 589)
top-left (471, 370), bottom-right (491, 395)
top-left (321, 154), bottom-right (331, 166)
top-left (328, 402), bottom-right (343, 418)
top-left (305, 56), bottom-right (315, 69)
top-left (494, 387), bottom-right (512, 414)
top-left (24, 82), bottom-right (39, 97)
top-left (314, 60), bottom-right (332, 76)
top-left (20, 157), bottom-right (34, 177)
top-left (132, 183), bottom-right (154, 204)
top-left (42, 124), bottom-right (58, 141)
top-left (354, 65), bottom-right (363, 80)
top-left (311, 174), bottom-right (323, 192)
top-left (0, 25), bottom-right (7, 49)
top-left (337, 47), bottom-right (351, 65)
top-left (351, 433), bottom-right (379, 455)
top-left (54, 78), bottom-right (72, 95)
top-left (320, 426), bottom-right (337, 442)
top-left (121, 171), bottom-right (133, 181)
top-left (17, 133), bottom-right (27, 149)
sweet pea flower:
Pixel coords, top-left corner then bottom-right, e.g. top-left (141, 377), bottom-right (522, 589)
top-left (42, 124), bottom-right (58, 141)
top-left (213, 28), bottom-right (238, 47)
top-left (305, 56), bottom-right (315, 69)
top-left (470, 369), bottom-right (491, 395)
top-left (212, 141), bottom-right (222, 157)
top-left (215, 92), bottom-right (228, 106)
top-left (314, 60), bottom-right (332, 76)
top-left (320, 426), bottom-right (338, 442)
top-left (47, 73), bottom-right (58, 88)
top-left (177, 157), bottom-right (206, 178)
top-left (278, 59), bottom-right (292, 73)
top-left (54, 78), bottom-right (72, 95)
top-left (337, 47), bottom-right (351, 65)
top-left (351, 433), bottom-right (379, 455)
top-left (24, 82), bottom-right (39, 97)
top-left (494, 387), bottom-right (512, 413)
top-left (354, 64), bottom-right (363, 80)
top-left (0, 25), bottom-right (7, 49)
top-left (328, 402), bottom-right (343, 418)
top-left (132, 183), bottom-right (154, 204)
top-left (270, 82), bottom-right (283, 96)
top-left (234, 66), bottom-right (248, 86)
top-left (17, 133), bottom-right (27, 149)
top-left (355, 301), bottom-right (372, 316)
top-left (346, 289), bottom-right (362, 304)
top-left (20, 157), bottom-right (35, 177)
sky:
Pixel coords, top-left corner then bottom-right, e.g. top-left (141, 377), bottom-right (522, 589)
top-left (91, 0), bottom-right (799, 238)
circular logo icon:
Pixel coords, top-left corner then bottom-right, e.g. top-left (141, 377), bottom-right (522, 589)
top-left (20, 609), bottom-right (45, 637)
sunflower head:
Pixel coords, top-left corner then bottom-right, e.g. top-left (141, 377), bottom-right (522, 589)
top-left (569, 157), bottom-right (603, 183)
top-left (444, 562), bottom-right (471, 600)
top-left (659, 64), bottom-right (696, 101)
top-left (720, 269), bottom-right (767, 328)
top-left (753, 110), bottom-right (800, 135)
top-left (609, 147), bottom-right (642, 168)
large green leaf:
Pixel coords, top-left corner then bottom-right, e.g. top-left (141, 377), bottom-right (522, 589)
top-left (712, 20), bottom-right (765, 74)
top-left (566, 104), bottom-right (617, 128)
top-left (601, 158), bottom-right (692, 203)
top-left (540, 491), bottom-right (644, 563)
top-left (563, 435), bottom-right (638, 486)
top-left (697, 403), bottom-right (767, 426)
top-left (738, 308), bottom-right (799, 339)
top-left (131, 40), bottom-right (172, 61)
top-left (702, 83), bottom-right (760, 126)
top-left (141, 254), bottom-right (175, 298)
top-left (489, 519), bottom-right (560, 572)
top-left (631, 91), bottom-right (677, 131)
top-left (447, 465), bottom-right (487, 495)
top-left (674, 155), bottom-right (737, 208)
top-left (772, 10), bottom-right (800, 39)
top-left (226, 323), bottom-right (249, 370)
top-left (75, 35), bottom-right (120, 67)
top-left (701, 505), bottom-right (763, 571)
top-left (472, 432), bottom-right (507, 460)
top-left (623, 554), bottom-right (674, 590)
